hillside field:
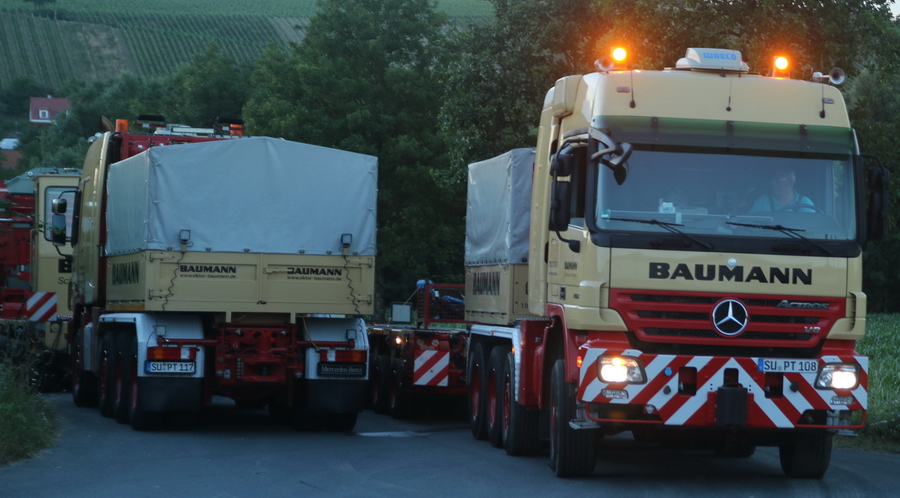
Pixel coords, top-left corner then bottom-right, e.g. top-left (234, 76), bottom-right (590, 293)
top-left (0, 0), bottom-right (494, 87)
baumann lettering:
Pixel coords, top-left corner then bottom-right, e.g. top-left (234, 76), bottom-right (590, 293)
top-left (649, 262), bottom-right (811, 285)
top-left (180, 265), bottom-right (237, 274)
top-left (287, 267), bottom-right (343, 276)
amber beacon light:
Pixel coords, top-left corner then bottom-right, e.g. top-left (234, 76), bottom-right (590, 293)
top-left (773, 55), bottom-right (790, 78)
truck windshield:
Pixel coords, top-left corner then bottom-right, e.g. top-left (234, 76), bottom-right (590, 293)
top-left (594, 149), bottom-right (857, 242)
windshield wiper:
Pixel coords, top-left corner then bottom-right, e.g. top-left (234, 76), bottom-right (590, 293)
top-left (726, 221), bottom-right (833, 256)
top-left (607, 217), bottom-right (713, 251)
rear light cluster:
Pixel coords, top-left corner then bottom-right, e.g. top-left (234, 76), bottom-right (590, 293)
top-left (147, 346), bottom-right (196, 360)
top-left (319, 349), bottom-right (366, 363)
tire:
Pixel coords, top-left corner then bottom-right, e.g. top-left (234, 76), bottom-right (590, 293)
top-left (113, 333), bottom-right (131, 423)
top-left (371, 354), bottom-right (391, 414)
top-left (549, 359), bottom-right (595, 477)
top-left (779, 431), bottom-right (832, 479)
top-left (71, 327), bottom-right (98, 407)
top-left (126, 334), bottom-right (163, 431)
top-left (503, 351), bottom-right (541, 456)
top-left (467, 343), bottom-right (489, 440)
top-left (487, 345), bottom-right (510, 448)
top-left (98, 333), bottom-right (117, 418)
top-left (389, 358), bottom-right (412, 420)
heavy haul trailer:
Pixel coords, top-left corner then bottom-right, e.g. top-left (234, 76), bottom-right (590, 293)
top-left (52, 119), bottom-right (377, 431)
top-left (464, 49), bottom-right (888, 478)
top-left (367, 281), bottom-right (467, 419)
top-left (0, 168), bottom-right (80, 390)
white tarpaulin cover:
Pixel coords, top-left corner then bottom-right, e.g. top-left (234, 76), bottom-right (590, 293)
top-left (106, 137), bottom-right (377, 256)
top-left (465, 148), bottom-right (534, 266)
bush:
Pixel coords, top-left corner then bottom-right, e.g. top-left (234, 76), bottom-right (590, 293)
top-left (0, 347), bottom-right (59, 466)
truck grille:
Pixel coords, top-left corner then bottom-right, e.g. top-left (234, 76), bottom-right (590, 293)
top-left (613, 290), bottom-right (844, 347)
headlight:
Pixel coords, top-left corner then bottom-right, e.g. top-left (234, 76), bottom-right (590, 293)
top-left (815, 363), bottom-right (859, 390)
top-left (598, 356), bottom-right (645, 384)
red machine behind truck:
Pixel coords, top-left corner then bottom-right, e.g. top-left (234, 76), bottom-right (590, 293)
top-left (461, 49), bottom-right (888, 478)
top-left (367, 281), bottom-right (467, 419)
top-left (52, 117), bottom-right (378, 431)
top-left (0, 168), bottom-right (80, 390)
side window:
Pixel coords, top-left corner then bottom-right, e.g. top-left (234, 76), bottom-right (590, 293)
top-left (568, 146), bottom-right (587, 227)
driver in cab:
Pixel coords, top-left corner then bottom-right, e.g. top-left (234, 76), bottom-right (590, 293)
top-left (749, 169), bottom-right (815, 212)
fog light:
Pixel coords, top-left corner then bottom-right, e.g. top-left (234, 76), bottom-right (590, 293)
top-left (815, 363), bottom-right (860, 390)
top-left (598, 356), bottom-right (645, 384)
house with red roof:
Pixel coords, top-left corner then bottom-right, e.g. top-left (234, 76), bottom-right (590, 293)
top-left (29, 96), bottom-right (70, 125)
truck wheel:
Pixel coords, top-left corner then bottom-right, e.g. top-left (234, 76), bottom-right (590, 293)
top-left (467, 343), bottom-right (489, 440)
top-left (503, 351), bottom-right (541, 456)
top-left (98, 333), bottom-right (117, 418)
top-left (71, 328), bottom-right (98, 407)
top-left (389, 358), bottom-right (411, 420)
top-left (371, 355), bottom-right (391, 414)
top-left (549, 359), bottom-right (595, 477)
top-left (126, 334), bottom-right (163, 431)
top-left (487, 345), bottom-right (511, 448)
top-left (779, 431), bottom-right (832, 479)
top-left (113, 333), bottom-right (131, 424)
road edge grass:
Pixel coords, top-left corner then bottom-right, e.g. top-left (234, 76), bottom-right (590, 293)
top-left (0, 352), bottom-right (59, 466)
top-left (847, 312), bottom-right (900, 453)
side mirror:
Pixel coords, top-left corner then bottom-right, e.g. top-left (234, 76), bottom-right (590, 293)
top-left (866, 165), bottom-right (889, 244)
top-left (52, 197), bottom-right (67, 214)
top-left (50, 213), bottom-right (68, 246)
top-left (549, 180), bottom-right (572, 231)
top-left (550, 146), bottom-right (575, 177)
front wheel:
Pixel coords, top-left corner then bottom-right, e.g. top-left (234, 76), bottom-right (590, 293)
top-left (549, 359), bottom-right (595, 477)
top-left (779, 431), bottom-right (832, 479)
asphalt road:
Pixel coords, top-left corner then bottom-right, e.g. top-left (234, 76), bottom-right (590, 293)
top-left (2, 393), bottom-right (898, 497)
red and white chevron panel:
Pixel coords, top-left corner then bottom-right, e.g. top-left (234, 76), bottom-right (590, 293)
top-left (25, 292), bottom-right (57, 321)
top-left (578, 348), bottom-right (868, 429)
top-left (413, 349), bottom-right (449, 386)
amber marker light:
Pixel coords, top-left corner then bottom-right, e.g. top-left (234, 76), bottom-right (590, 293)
top-left (773, 56), bottom-right (790, 78)
top-left (595, 46), bottom-right (629, 71)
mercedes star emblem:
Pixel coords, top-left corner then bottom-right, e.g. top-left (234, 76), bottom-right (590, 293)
top-left (712, 299), bottom-right (749, 337)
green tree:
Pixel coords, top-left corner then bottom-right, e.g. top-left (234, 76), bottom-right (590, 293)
top-left (163, 43), bottom-right (251, 127)
top-left (439, 0), bottom-right (603, 172)
top-left (246, 0), bottom-right (462, 309)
